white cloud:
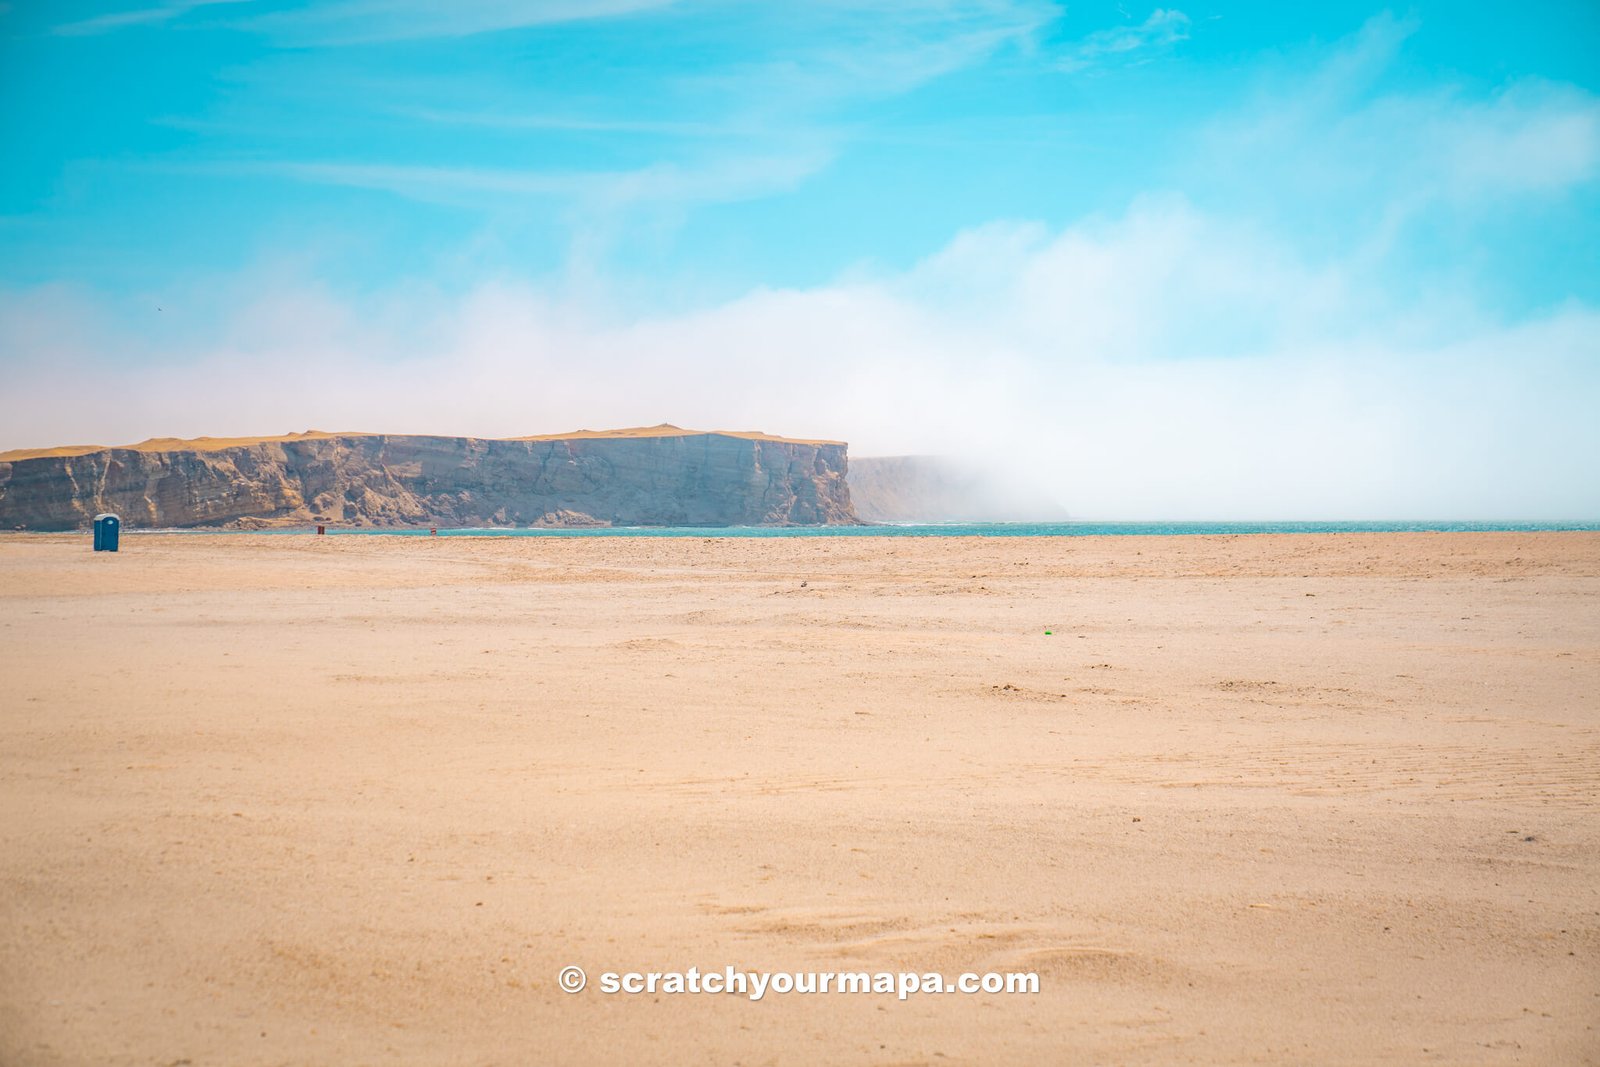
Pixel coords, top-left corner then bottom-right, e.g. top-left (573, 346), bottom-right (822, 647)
top-left (1432, 81), bottom-right (1600, 198)
top-left (4, 199), bottom-right (1596, 519)
top-left (1192, 17), bottom-right (1600, 222)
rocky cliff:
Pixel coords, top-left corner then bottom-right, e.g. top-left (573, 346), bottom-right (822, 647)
top-left (0, 426), bottom-right (859, 530)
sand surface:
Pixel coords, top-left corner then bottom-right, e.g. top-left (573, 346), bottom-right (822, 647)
top-left (1, 531), bottom-right (1597, 1065)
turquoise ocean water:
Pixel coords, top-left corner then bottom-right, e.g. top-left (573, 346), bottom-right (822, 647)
top-left (296, 520), bottom-right (1598, 538)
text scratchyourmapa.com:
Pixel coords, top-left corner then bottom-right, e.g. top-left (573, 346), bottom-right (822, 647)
top-left (558, 965), bottom-right (1040, 1001)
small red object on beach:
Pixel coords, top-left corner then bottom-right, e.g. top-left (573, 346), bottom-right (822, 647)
top-left (316, 524), bottom-right (325, 535)
top-left (430, 527), bottom-right (438, 536)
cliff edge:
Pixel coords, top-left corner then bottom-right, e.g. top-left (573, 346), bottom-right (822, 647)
top-left (0, 425), bottom-right (858, 530)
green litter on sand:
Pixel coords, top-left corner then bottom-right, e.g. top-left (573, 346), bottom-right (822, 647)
top-left (1044, 630), bottom-right (1053, 635)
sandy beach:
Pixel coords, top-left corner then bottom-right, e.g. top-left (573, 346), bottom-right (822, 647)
top-left (1, 530), bottom-right (1596, 1065)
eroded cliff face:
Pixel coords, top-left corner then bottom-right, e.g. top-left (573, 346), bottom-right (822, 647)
top-left (0, 428), bottom-right (858, 530)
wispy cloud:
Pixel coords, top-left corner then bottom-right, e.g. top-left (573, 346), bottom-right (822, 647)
top-left (135, 1), bottom-right (1053, 230)
top-left (200, 150), bottom-right (834, 210)
top-left (398, 107), bottom-right (752, 140)
top-left (51, 0), bottom-right (254, 37)
top-left (1190, 14), bottom-right (1600, 248)
top-left (683, 1), bottom-right (1060, 110)
top-left (1428, 81), bottom-right (1600, 198)
top-left (50, 0), bottom-right (681, 41)
top-left (375, 1), bottom-right (1063, 178)
top-left (244, 0), bottom-right (684, 45)
top-left (1057, 7), bottom-right (1190, 72)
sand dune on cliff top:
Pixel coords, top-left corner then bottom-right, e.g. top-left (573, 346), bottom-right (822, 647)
top-left (0, 424), bottom-right (844, 463)
top-left (513, 423), bottom-right (844, 446)
top-left (0, 430), bottom-right (361, 462)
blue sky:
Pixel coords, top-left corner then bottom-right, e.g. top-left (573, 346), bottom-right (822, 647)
top-left (2, 1), bottom-right (1598, 517)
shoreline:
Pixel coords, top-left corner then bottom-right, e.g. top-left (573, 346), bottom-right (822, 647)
top-left (5, 519), bottom-right (1598, 538)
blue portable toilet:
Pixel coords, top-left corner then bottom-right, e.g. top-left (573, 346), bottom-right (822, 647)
top-left (93, 513), bottom-right (120, 552)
